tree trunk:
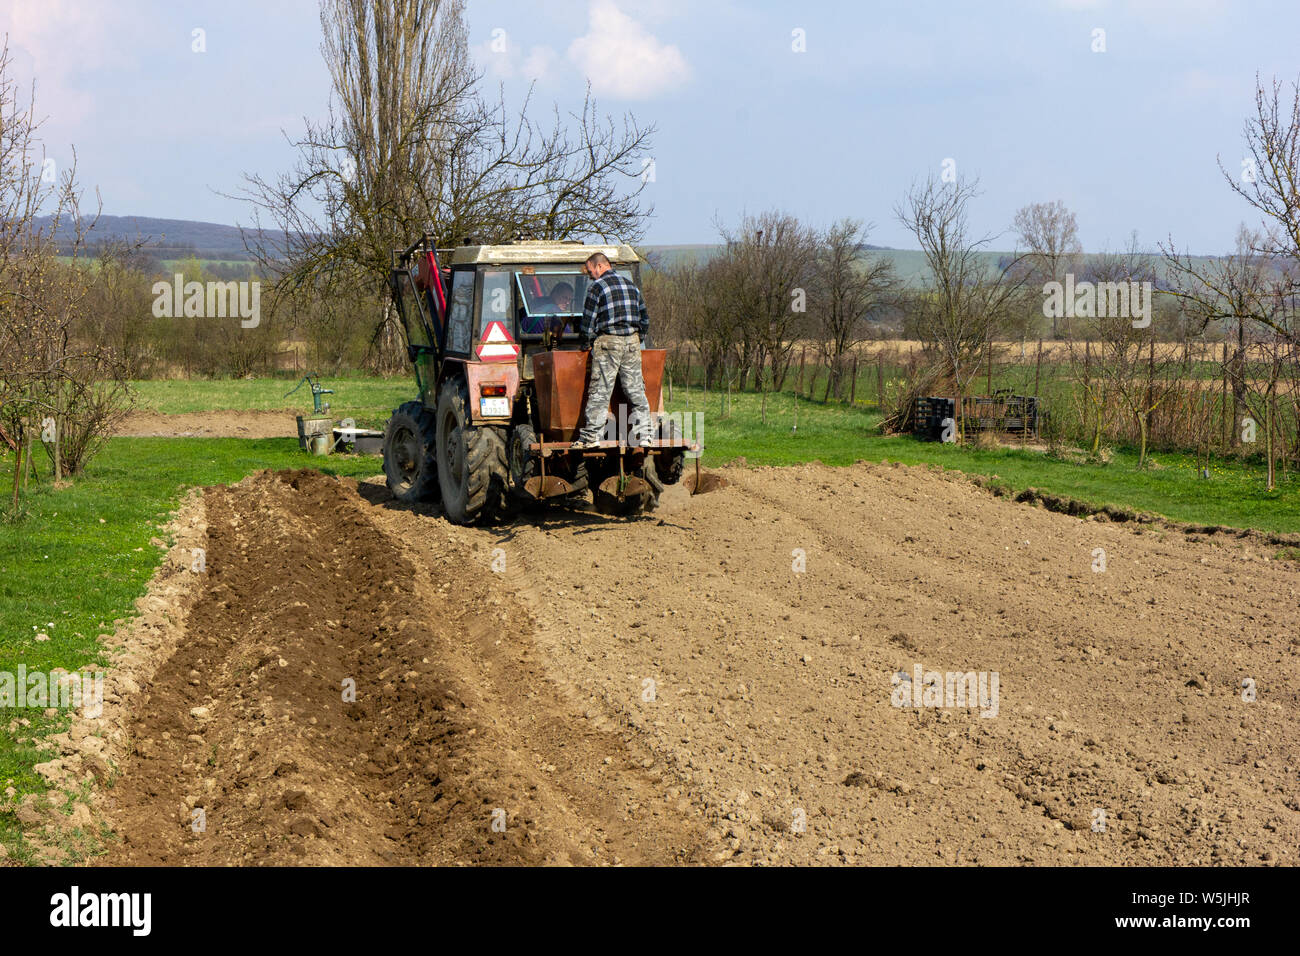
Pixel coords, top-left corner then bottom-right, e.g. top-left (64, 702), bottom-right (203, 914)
top-left (1090, 389), bottom-right (1103, 456)
top-left (23, 418), bottom-right (33, 490)
top-left (1222, 352), bottom-right (1231, 451)
top-left (1266, 370), bottom-right (1278, 491)
top-left (1232, 321), bottom-right (1247, 447)
top-left (11, 428), bottom-right (22, 513)
top-left (52, 395), bottom-right (62, 484)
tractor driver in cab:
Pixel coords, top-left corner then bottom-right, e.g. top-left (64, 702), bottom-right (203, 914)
top-left (520, 281), bottom-right (575, 335)
top-left (570, 253), bottom-right (652, 450)
top-left (543, 281), bottom-right (574, 314)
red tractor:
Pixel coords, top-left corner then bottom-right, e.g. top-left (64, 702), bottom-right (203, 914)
top-left (383, 235), bottom-right (696, 524)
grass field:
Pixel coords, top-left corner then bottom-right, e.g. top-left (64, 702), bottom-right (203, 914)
top-left (131, 375), bottom-right (415, 430)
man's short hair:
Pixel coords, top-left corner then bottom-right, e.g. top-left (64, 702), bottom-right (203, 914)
top-left (585, 252), bottom-right (611, 269)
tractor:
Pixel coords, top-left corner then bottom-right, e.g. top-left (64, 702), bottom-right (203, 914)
top-left (382, 235), bottom-right (696, 524)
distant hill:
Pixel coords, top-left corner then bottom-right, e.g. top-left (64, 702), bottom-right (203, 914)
top-left (642, 244), bottom-right (1222, 288)
top-left (643, 244), bottom-right (1012, 285)
top-left (35, 216), bottom-right (1220, 287)
top-left (35, 214), bottom-right (271, 261)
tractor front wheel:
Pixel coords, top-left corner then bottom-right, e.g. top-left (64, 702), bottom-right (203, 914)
top-left (435, 378), bottom-right (509, 525)
top-left (383, 401), bottom-right (440, 504)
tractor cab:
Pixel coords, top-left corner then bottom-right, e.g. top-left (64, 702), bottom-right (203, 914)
top-left (512, 270), bottom-right (584, 339)
top-left (458, 241), bottom-right (643, 355)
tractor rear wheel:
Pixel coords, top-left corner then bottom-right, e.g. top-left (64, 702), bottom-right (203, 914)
top-left (383, 401), bottom-right (440, 504)
top-left (435, 377), bottom-right (509, 525)
top-left (655, 418), bottom-right (686, 486)
top-left (508, 423), bottom-right (544, 512)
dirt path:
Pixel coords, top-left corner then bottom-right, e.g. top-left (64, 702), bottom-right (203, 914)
top-left (101, 461), bottom-right (1300, 865)
top-left (115, 410), bottom-right (298, 438)
top-left (103, 470), bottom-right (707, 865)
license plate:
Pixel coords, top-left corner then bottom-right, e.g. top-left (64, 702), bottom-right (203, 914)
top-left (480, 397), bottom-right (509, 417)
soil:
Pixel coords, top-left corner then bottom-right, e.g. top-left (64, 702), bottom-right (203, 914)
top-left (87, 461), bottom-right (1300, 865)
top-left (116, 410), bottom-right (299, 439)
top-left (100, 470), bottom-right (705, 865)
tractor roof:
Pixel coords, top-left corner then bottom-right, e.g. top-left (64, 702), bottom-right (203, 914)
top-left (447, 240), bottom-right (640, 267)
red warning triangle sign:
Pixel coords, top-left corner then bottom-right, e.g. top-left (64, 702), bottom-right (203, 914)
top-left (476, 320), bottom-right (519, 361)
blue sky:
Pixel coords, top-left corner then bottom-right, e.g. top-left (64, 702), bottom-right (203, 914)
top-left (2, 0), bottom-right (1296, 252)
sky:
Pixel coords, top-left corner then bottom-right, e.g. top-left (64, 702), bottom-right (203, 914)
top-left (1, 0), bottom-right (1297, 253)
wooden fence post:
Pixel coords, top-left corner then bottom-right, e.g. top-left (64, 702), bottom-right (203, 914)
top-left (985, 338), bottom-right (992, 396)
top-left (1034, 339), bottom-right (1043, 399)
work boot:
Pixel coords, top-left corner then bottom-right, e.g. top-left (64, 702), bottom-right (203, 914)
top-left (570, 437), bottom-right (598, 450)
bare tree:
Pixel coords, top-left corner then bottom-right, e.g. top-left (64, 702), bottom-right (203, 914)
top-left (1167, 225), bottom-right (1295, 485)
top-left (1222, 75), bottom-right (1300, 275)
top-left (715, 211), bottom-right (817, 401)
top-left (1162, 73), bottom-right (1300, 486)
top-left (1068, 240), bottom-right (1178, 466)
top-left (85, 239), bottom-right (159, 379)
top-left (809, 219), bottom-right (897, 400)
top-left (0, 40), bottom-right (128, 499)
top-left (1013, 200), bottom-right (1081, 339)
top-left (895, 174), bottom-right (1027, 440)
top-left (239, 0), bottom-right (656, 353)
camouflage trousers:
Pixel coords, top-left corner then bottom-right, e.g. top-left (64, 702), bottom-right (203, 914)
top-left (577, 333), bottom-right (651, 443)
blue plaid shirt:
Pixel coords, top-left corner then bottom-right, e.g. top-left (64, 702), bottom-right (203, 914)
top-left (578, 270), bottom-right (649, 347)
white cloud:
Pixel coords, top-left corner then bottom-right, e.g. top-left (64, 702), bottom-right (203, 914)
top-left (473, 30), bottom-right (557, 83)
top-left (520, 46), bottom-right (558, 82)
top-left (567, 0), bottom-right (690, 100)
top-left (0, 0), bottom-right (123, 123)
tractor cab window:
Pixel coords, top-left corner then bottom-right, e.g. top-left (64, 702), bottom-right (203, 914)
top-left (482, 270), bottom-right (513, 334)
top-left (445, 269), bottom-right (474, 355)
top-left (514, 271), bottom-right (587, 339)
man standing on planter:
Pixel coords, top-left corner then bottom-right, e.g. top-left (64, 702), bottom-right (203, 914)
top-left (570, 253), bottom-right (652, 449)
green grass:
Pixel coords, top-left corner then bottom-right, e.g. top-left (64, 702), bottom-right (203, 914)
top-left (157, 259), bottom-right (253, 272)
top-left (667, 386), bottom-right (1300, 535)
top-left (130, 374), bottom-right (416, 430)
top-left (0, 437), bottom-right (381, 855)
top-left (127, 374), bottom-right (1300, 534)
